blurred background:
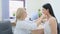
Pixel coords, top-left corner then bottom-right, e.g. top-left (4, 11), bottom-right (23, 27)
top-left (0, 0), bottom-right (60, 23)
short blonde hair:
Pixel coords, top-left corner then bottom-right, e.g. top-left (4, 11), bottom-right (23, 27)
top-left (16, 8), bottom-right (26, 20)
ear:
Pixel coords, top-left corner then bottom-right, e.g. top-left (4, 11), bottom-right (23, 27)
top-left (47, 9), bottom-right (49, 12)
top-left (46, 9), bottom-right (49, 15)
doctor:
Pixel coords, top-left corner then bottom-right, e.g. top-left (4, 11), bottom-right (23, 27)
top-left (14, 8), bottom-right (44, 34)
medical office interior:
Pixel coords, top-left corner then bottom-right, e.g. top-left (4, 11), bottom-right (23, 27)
top-left (0, 0), bottom-right (60, 34)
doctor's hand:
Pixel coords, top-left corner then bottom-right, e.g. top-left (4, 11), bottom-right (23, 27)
top-left (39, 14), bottom-right (46, 20)
top-left (35, 15), bottom-right (46, 26)
top-left (40, 14), bottom-right (47, 23)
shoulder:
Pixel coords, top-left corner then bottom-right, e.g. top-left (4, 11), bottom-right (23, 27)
top-left (49, 17), bottom-right (56, 22)
top-left (49, 17), bottom-right (57, 25)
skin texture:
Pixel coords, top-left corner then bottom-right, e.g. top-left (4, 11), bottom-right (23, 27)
top-left (49, 17), bottom-right (57, 34)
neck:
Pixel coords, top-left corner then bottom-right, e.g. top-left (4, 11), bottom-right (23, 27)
top-left (47, 14), bottom-right (52, 19)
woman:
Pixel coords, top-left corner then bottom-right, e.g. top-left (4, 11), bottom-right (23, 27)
top-left (37, 3), bottom-right (57, 34)
top-left (14, 8), bottom-right (40, 34)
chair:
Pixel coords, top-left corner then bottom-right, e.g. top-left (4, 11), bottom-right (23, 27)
top-left (58, 23), bottom-right (60, 34)
top-left (0, 21), bottom-right (13, 34)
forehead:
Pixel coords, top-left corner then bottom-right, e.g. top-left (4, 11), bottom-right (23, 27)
top-left (42, 8), bottom-right (47, 11)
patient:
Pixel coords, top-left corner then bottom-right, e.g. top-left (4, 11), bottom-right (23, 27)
top-left (31, 3), bottom-right (58, 34)
top-left (42, 3), bottom-right (57, 34)
top-left (35, 3), bottom-right (58, 34)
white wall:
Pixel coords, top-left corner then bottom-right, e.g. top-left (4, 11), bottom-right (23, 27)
top-left (25, 0), bottom-right (41, 15)
top-left (26, 0), bottom-right (60, 23)
top-left (52, 0), bottom-right (60, 23)
top-left (0, 0), bottom-right (2, 21)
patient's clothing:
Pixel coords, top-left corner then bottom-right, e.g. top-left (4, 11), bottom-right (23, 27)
top-left (44, 21), bottom-right (51, 34)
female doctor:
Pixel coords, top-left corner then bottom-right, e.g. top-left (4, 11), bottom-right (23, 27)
top-left (14, 8), bottom-right (44, 34)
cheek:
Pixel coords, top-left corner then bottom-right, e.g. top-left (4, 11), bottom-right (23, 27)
top-left (45, 11), bottom-right (47, 15)
top-left (42, 11), bottom-right (47, 15)
top-left (42, 9), bottom-right (48, 15)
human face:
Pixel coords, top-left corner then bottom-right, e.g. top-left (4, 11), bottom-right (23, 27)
top-left (42, 8), bottom-right (49, 16)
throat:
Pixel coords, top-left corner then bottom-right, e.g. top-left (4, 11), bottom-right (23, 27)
top-left (46, 15), bottom-right (52, 20)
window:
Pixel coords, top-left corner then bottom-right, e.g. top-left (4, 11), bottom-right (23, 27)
top-left (9, 0), bottom-right (25, 22)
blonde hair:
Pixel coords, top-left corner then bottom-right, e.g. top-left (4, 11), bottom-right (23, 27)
top-left (16, 8), bottom-right (26, 21)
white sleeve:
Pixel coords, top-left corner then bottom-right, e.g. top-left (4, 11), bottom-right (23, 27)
top-left (15, 21), bottom-right (37, 30)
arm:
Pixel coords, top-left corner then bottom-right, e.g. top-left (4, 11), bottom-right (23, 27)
top-left (35, 18), bottom-right (42, 26)
top-left (49, 18), bottom-right (57, 34)
top-left (35, 15), bottom-right (45, 26)
top-left (16, 21), bottom-right (37, 30)
top-left (15, 15), bottom-right (45, 30)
